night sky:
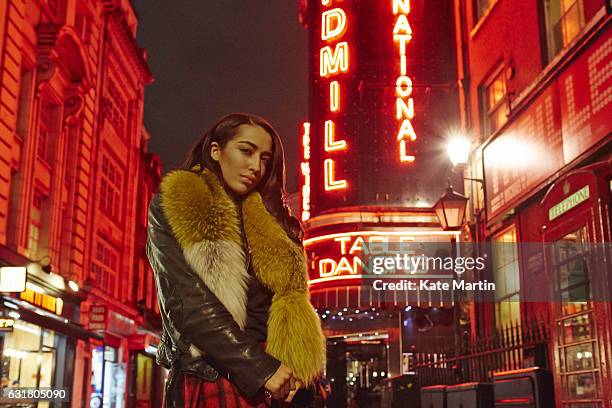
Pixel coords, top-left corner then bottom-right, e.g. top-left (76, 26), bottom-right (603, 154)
top-left (131, 1), bottom-right (308, 191)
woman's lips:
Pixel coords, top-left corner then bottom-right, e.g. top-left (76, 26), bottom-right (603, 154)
top-left (241, 176), bottom-right (255, 185)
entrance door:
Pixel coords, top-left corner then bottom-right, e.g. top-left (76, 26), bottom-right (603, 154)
top-left (327, 337), bottom-right (389, 408)
top-left (544, 214), bottom-right (607, 407)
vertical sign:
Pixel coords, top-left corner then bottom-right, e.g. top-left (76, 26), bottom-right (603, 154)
top-left (301, 122), bottom-right (311, 221)
top-left (320, 1), bottom-right (349, 191)
top-left (393, 0), bottom-right (417, 163)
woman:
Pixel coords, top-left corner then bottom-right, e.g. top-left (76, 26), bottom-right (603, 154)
top-left (146, 113), bottom-right (326, 407)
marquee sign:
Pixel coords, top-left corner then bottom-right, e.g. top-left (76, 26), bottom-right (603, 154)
top-left (304, 230), bottom-right (455, 284)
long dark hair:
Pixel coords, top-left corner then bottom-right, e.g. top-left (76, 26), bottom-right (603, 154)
top-left (181, 113), bottom-right (303, 243)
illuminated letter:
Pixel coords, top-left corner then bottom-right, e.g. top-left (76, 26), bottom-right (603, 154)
top-left (396, 98), bottom-right (414, 119)
top-left (393, 15), bottom-right (412, 35)
top-left (324, 159), bottom-right (347, 190)
top-left (349, 236), bottom-right (366, 254)
top-left (324, 120), bottom-right (347, 151)
top-left (302, 122), bottom-right (311, 159)
top-left (334, 236), bottom-right (352, 254)
top-left (400, 140), bottom-right (415, 162)
top-left (393, 0), bottom-right (410, 14)
top-left (319, 259), bottom-right (337, 277)
top-left (400, 54), bottom-right (407, 75)
top-left (322, 0), bottom-right (331, 5)
top-left (322, 8), bottom-right (347, 40)
top-left (320, 42), bottom-right (349, 77)
top-left (394, 34), bottom-right (412, 55)
top-left (336, 257), bottom-right (355, 275)
top-left (330, 81), bottom-right (340, 112)
top-left (301, 162), bottom-right (310, 176)
top-left (396, 119), bottom-right (417, 141)
top-left (396, 76), bottom-right (413, 97)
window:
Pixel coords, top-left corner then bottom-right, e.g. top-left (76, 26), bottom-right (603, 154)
top-left (545, 0), bottom-right (585, 59)
top-left (92, 241), bottom-right (118, 294)
top-left (99, 156), bottom-right (122, 220)
top-left (16, 69), bottom-right (33, 138)
top-left (482, 68), bottom-right (507, 136)
top-left (105, 78), bottom-right (127, 135)
top-left (37, 98), bottom-right (56, 160)
top-left (552, 226), bottom-right (601, 404)
top-left (28, 191), bottom-right (44, 257)
top-left (0, 322), bottom-right (60, 389)
top-left (492, 226), bottom-right (520, 329)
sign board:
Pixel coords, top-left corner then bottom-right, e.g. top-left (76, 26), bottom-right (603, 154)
top-left (0, 267), bottom-right (27, 293)
top-left (484, 25), bottom-right (611, 221)
top-left (88, 305), bottom-right (108, 331)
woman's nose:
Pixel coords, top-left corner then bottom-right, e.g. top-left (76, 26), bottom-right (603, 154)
top-left (248, 157), bottom-right (261, 173)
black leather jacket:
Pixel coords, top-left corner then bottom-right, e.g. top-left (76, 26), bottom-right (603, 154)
top-left (146, 194), bottom-right (281, 404)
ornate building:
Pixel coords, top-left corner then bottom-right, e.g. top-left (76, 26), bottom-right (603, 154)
top-left (0, 1), bottom-right (161, 407)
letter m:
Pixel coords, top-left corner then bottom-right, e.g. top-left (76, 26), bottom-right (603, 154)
top-left (320, 42), bottom-right (349, 78)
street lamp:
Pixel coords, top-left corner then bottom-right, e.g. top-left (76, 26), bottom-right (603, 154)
top-left (434, 181), bottom-right (468, 231)
top-left (447, 134), bottom-right (471, 166)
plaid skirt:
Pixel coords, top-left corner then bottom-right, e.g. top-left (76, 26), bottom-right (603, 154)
top-left (166, 369), bottom-right (270, 408)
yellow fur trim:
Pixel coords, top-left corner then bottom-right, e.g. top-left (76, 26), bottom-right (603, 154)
top-left (266, 291), bottom-right (326, 385)
top-left (159, 170), bottom-right (241, 246)
top-left (242, 193), bottom-right (307, 294)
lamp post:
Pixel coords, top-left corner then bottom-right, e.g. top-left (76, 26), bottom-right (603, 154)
top-left (434, 181), bottom-right (468, 231)
top-left (434, 181), bottom-right (469, 376)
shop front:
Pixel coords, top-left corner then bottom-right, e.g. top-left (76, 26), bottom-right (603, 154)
top-left (0, 268), bottom-right (100, 407)
top-left (84, 300), bottom-right (138, 408)
top-left (127, 330), bottom-right (166, 408)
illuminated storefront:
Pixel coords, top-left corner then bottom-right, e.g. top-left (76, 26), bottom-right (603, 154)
top-left (0, 267), bottom-right (100, 407)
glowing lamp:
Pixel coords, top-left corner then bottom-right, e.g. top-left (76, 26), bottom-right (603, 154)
top-left (68, 280), bottom-right (79, 292)
top-left (447, 135), bottom-right (471, 166)
top-left (434, 183), bottom-right (468, 231)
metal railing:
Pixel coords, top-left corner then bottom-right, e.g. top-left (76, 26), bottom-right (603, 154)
top-left (415, 319), bottom-right (550, 386)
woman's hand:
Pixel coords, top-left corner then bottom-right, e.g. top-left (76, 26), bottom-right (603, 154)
top-left (264, 364), bottom-right (293, 400)
top-left (285, 378), bottom-right (304, 403)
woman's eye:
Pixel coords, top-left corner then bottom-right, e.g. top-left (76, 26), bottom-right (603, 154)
top-left (240, 149), bottom-right (252, 155)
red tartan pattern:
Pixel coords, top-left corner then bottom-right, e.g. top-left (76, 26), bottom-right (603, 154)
top-left (180, 373), bottom-right (269, 408)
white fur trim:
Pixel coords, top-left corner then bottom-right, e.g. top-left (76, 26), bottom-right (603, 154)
top-left (184, 240), bottom-right (250, 331)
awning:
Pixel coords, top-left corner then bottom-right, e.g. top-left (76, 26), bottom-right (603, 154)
top-left (2, 296), bottom-right (102, 341)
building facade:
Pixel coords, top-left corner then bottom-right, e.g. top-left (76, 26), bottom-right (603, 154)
top-left (433, 0), bottom-right (611, 406)
top-left (0, 1), bottom-right (161, 407)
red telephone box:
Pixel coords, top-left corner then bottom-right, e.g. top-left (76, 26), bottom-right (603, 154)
top-left (540, 159), bottom-right (611, 406)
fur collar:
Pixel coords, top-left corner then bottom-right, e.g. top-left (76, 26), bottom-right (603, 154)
top-left (159, 168), bottom-right (325, 384)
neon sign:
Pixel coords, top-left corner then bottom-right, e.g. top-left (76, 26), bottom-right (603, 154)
top-left (393, 0), bottom-right (416, 162)
top-left (301, 123), bottom-right (311, 221)
top-left (320, 0), bottom-right (348, 193)
top-left (305, 231), bottom-right (459, 282)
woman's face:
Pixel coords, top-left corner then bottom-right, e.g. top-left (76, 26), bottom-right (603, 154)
top-left (211, 125), bottom-right (273, 195)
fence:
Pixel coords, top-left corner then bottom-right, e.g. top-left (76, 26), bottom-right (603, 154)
top-left (415, 319), bottom-right (550, 386)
